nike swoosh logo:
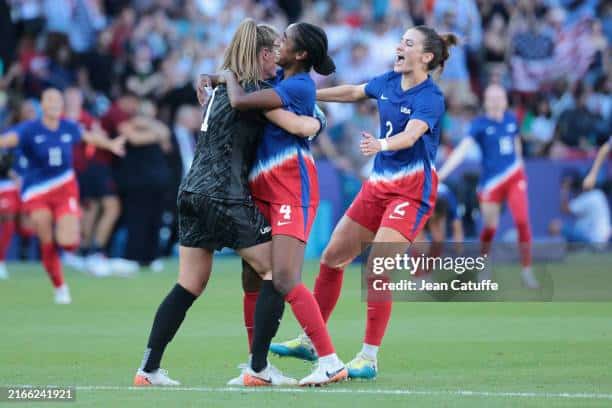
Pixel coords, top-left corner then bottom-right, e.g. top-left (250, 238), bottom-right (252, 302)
top-left (380, 94), bottom-right (388, 100)
top-left (260, 226), bottom-right (272, 234)
top-left (388, 215), bottom-right (404, 219)
top-left (325, 367), bottom-right (345, 379)
top-left (277, 221), bottom-right (291, 226)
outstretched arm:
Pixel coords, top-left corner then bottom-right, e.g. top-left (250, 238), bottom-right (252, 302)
top-left (583, 139), bottom-right (610, 190)
top-left (224, 71), bottom-right (283, 111)
top-left (317, 84), bottom-right (367, 102)
top-left (437, 137), bottom-right (475, 182)
top-left (82, 128), bottom-right (126, 157)
top-left (0, 132), bottom-right (19, 149)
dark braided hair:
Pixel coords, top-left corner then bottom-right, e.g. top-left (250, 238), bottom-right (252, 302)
top-left (291, 22), bottom-right (336, 75)
top-left (413, 26), bottom-right (458, 73)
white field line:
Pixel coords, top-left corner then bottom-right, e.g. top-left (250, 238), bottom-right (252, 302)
top-left (4, 385), bottom-right (612, 400)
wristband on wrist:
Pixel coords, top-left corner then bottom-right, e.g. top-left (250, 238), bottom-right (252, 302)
top-left (380, 138), bottom-right (389, 151)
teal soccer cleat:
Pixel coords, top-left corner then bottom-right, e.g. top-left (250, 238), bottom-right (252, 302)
top-left (270, 334), bottom-right (318, 362)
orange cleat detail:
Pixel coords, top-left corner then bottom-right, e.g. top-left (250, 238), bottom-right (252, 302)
top-left (243, 372), bottom-right (273, 387)
top-left (133, 375), bottom-right (152, 386)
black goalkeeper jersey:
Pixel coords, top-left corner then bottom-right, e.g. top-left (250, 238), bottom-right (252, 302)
top-left (180, 82), bottom-right (269, 201)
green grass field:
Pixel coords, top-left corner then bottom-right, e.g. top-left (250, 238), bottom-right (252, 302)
top-left (1, 253), bottom-right (611, 407)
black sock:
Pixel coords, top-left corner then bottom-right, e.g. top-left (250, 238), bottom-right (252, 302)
top-left (251, 280), bottom-right (285, 372)
top-left (141, 284), bottom-right (197, 372)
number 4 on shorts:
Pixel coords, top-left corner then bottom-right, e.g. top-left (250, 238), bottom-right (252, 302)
top-left (279, 204), bottom-right (291, 220)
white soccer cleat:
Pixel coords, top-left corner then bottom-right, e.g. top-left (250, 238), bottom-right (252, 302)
top-left (86, 253), bottom-right (112, 277)
top-left (133, 368), bottom-right (180, 386)
top-left (298, 361), bottom-right (348, 387)
top-left (227, 362), bottom-right (248, 386)
top-left (150, 259), bottom-right (164, 273)
top-left (243, 363), bottom-right (298, 386)
top-left (0, 261), bottom-right (8, 280)
top-left (62, 252), bottom-right (85, 271)
top-left (521, 267), bottom-right (540, 289)
top-left (109, 258), bottom-right (139, 277)
top-left (54, 284), bottom-right (72, 304)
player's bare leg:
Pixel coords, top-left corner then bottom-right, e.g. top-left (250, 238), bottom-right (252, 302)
top-left (271, 216), bottom-right (374, 361)
top-left (135, 246), bottom-right (212, 386)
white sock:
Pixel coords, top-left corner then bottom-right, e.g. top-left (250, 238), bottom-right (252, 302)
top-left (319, 353), bottom-right (341, 368)
top-left (361, 343), bottom-right (379, 360)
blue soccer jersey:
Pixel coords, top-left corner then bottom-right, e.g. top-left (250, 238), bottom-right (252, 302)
top-left (249, 70), bottom-right (319, 208)
top-left (364, 72), bottom-right (445, 202)
top-left (468, 111), bottom-right (522, 192)
top-left (13, 119), bottom-right (82, 201)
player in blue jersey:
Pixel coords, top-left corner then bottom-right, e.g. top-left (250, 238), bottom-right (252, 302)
top-left (271, 26), bottom-right (457, 380)
top-left (437, 84), bottom-right (538, 288)
top-left (221, 22), bottom-right (348, 386)
top-left (0, 88), bottom-right (126, 303)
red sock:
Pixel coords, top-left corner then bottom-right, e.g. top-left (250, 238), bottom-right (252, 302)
top-left (480, 227), bottom-right (496, 256)
top-left (364, 275), bottom-right (392, 346)
top-left (285, 283), bottom-right (335, 357)
top-left (0, 219), bottom-right (15, 261)
top-left (516, 222), bottom-right (532, 267)
top-left (243, 291), bottom-right (259, 353)
top-left (41, 242), bottom-right (64, 288)
top-left (313, 263), bottom-right (343, 323)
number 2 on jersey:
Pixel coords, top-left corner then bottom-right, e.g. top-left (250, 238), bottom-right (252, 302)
top-left (48, 147), bottom-right (62, 167)
top-left (385, 121), bottom-right (393, 139)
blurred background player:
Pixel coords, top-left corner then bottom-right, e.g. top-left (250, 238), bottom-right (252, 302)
top-left (0, 149), bottom-right (17, 279)
top-left (222, 22), bottom-right (348, 386)
top-left (63, 86), bottom-right (120, 277)
top-left (0, 88), bottom-right (125, 303)
top-left (272, 25), bottom-right (456, 380)
top-left (549, 169), bottom-right (611, 247)
top-left (438, 84), bottom-right (539, 288)
top-left (427, 183), bottom-right (464, 244)
top-left (0, 99), bottom-right (38, 279)
top-left (583, 136), bottom-right (610, 191)
top-left (134, 19), bottom-right (323, 387)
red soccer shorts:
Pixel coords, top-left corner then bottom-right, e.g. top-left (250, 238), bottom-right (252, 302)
top-left (0, 185), bottom-right (20, 215)
top-left (478, 168), bottom-right (527, 204)
top-left (22, 178), bottom-right (81, 220)
top-left (346, 182), bottom-right (436, 242)
top-left (255, 199), bottom-right (317, 243)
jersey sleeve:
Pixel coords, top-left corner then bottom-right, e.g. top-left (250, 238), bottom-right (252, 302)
top-left (273, 76), bottom-right (311, 111)
top-left (12, 121), bottom-right (31, 149)
top-left (410, 91), bottom-right (445, 132)
top-left (364, 72), bottom-right (392, 99)
top-left (467, 118), bottom-right (482, 144)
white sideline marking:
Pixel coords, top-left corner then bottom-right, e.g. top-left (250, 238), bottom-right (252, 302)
top-left (5, 385), bottom-right (612, 400)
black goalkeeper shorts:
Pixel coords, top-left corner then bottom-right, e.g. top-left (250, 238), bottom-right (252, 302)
top-left (177, 191), bottom-right (272, 251)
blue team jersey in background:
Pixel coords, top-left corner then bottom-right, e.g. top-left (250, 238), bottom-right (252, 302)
top-left (364, 72), bottom-right (445, 200)
top-left (468, 111), bottom-right (522, 191)
top-left (14, 119), bottom-right (82, 200)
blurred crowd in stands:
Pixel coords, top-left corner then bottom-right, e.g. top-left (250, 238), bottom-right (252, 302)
top-left (0, 0), bottom-right (609, 261)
